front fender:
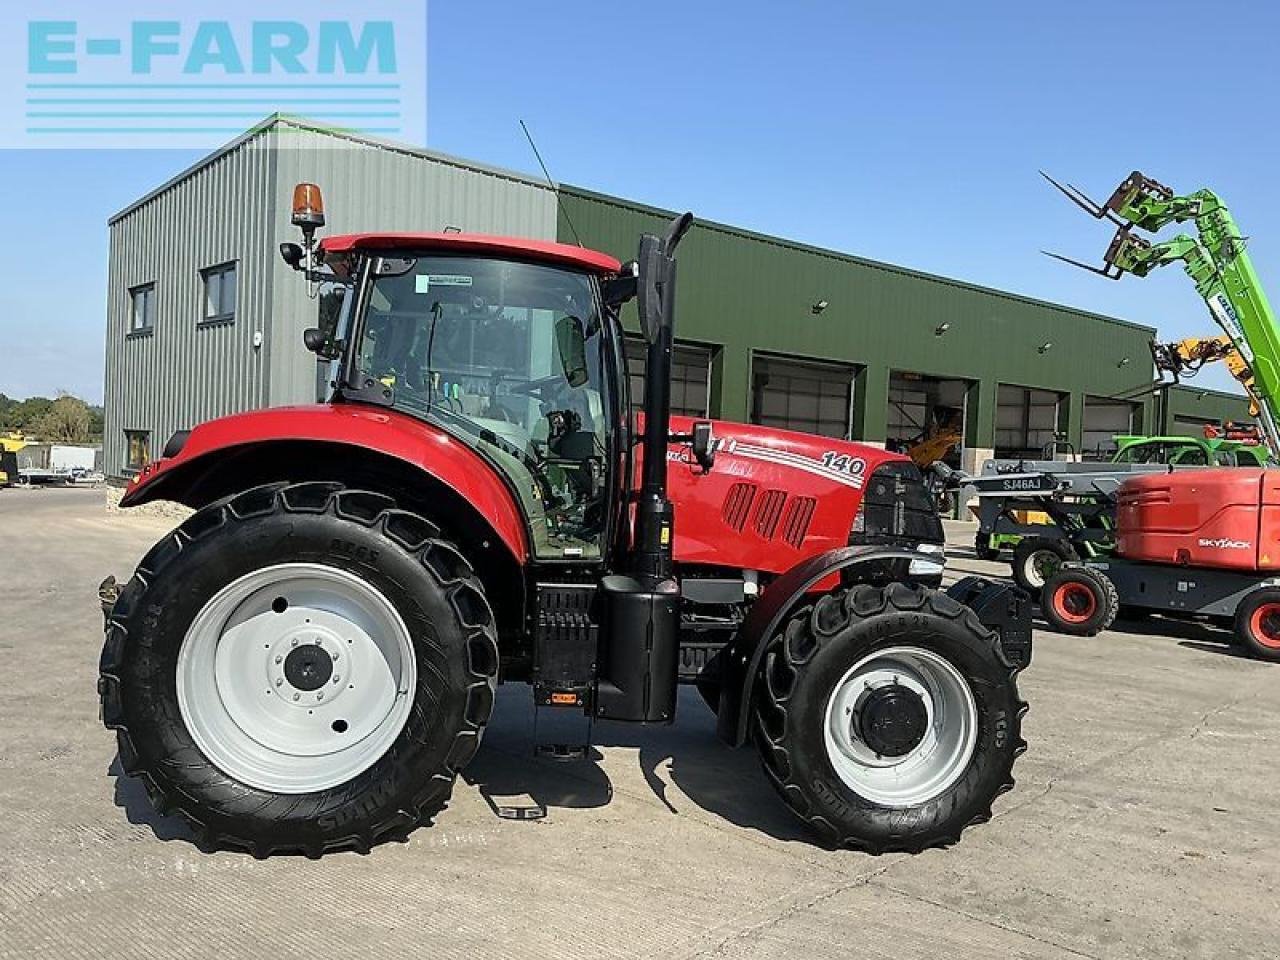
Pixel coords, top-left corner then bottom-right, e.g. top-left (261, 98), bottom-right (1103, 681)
top-left (122, 404), bottom-right (529, 561)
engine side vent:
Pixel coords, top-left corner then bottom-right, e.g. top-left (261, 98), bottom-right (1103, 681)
top-left (754, 489), bottom-right (788, 539)
top-left (722, 482), bottom-right (757, 530)
top-left (782, 496), bottom-right (817, 548)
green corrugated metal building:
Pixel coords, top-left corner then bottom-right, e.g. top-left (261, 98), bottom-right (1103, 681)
top-left (556, 186), bottom-right (1251, 470)
top-left (104, 118), bottom-right (1250, 479)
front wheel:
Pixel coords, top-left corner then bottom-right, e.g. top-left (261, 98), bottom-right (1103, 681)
top-left (1012, 537), bottom-right (1076, 594)
top-left (751, 583), bottom-right (1027, 853)
top-left (1232, 588), bottom-right (1280, 662)
top-left (99, 482), bottom-right (499, 857)
top-left (1040, 565), bottom-right (1117, 636)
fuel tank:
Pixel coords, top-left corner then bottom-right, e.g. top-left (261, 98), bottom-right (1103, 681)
top-left (1116, 468), bottom-right (1280, 571)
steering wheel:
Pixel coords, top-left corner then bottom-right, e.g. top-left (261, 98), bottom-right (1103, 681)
top-left (508, 374), bottom-right (564, 397)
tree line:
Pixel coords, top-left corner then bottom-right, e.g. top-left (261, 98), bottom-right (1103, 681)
top-left (0, 393), bottom-right (104, 444)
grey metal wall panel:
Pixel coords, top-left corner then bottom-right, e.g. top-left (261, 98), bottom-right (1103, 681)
top-left (104, 119), bottom-right (556, 477)
top-left (104, 133), bottom-right (275, 477)
top-left (265, 122), bottom-right (558, 406)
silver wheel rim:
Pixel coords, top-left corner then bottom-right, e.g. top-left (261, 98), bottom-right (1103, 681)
top-left (177, 563), bottom-right (417, 794)
top-left (823, 645), bottom-right (978, 807)
top-left (1023, 549), bottom-right (1057, 589)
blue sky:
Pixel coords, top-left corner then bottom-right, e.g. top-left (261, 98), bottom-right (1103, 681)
top-left (3, 0), bottom-right (1278, 403)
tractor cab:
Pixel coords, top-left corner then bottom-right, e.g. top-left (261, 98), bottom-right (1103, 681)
top-left (305, 235), bottom-right (626, 561)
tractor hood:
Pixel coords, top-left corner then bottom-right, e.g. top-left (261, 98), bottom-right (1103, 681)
top-left (658, 416), bottom-right (933, 572)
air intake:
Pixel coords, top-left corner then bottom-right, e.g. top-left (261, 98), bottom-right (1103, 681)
top-left (721, 482), bottom-right (757, 531)
top-left (754, 489), bottom-right (788, 539)
top-left (782, 496), bottom-right (817, 548)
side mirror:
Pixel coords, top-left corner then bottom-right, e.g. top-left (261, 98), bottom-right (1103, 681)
top-left (555, 315), bottom-right (590, 388)
top-left (280, 242), bottom-right (305, 271)
top-left (691, 420), bottom-right (716, 473)
top-left (303, 327), bottom-right (328, 354)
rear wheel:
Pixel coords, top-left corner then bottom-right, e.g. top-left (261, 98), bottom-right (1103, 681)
top-left (1233, 588), bottom-right (1280, 662)
top-left (751, 583), bottom-right (1026, 853)
top-left (1041, 566), bottom-right (1117, 636)
top-left (1012, 537), bottom-right (1076, 594)
top-left (99, 482), bottom-right (499, 856)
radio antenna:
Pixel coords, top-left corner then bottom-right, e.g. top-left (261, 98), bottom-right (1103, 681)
top-left (520, 119), bottom-right (584, 247)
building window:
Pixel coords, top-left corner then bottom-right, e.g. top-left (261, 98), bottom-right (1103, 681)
top-left (751, 354), bottom-right (857, 440)
top-left (995, 384), bottom-right (1064, 459)
top-left (124, 430), bottom-right (151, 472)
top-left (201, 262), bottom-right (238, 324)
top-left (624, 336), bottom-right (714, 418)
top-left (129, 283), bottom-right (155, 335)
top-left (1083, 396), bottom-right (1138, 458)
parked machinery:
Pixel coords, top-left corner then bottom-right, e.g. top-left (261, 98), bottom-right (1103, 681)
top-left (1035, 171), bottom-right (1280, 658)
top-left (965, 431), bottom-right (1268, 591)
top-left (97, 183), bottom-right (1032, 857)
top-left (1042, 468), bottom-right (1280, 661)
top-left (0, 433), bottom-right (26, 487)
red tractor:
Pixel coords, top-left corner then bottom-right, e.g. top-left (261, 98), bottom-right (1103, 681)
top-left (98, 184), bottom-right (1031, 857)
top-left (1042, 468), bottom-right (1280, 661)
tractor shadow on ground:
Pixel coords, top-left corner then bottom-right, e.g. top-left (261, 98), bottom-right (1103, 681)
top-left (109, 758), bottom-right (194, 842)
top-left (473, 684), bottom-right (812, 843)
top-left (463, 685), bottom-right (614, 816)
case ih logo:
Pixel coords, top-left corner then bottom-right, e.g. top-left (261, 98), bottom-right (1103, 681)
top-left (1, 1), bottom-right (427, 148)
top-left (1198, 537), bottom-right (1252, 550)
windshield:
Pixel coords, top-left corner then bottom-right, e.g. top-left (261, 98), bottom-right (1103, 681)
top-left (357, 255), bottom-right (611, 560)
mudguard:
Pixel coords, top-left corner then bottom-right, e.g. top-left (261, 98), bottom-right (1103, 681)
top-left (120, 404), bottom-right (529, 562)
top-left (713, 547), bottom-right (1031, 746)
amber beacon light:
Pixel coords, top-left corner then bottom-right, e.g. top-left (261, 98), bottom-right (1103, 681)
top-left (291, 183), bottom-right (326, 231)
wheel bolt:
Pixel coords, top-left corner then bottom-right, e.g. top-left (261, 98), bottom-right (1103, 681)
top-left (332, 651), bottom-right (340, 661)
top-left (275, 655), bottom-right (283, 664)
top-left (292, 693), bottom-right (301, 702)
top-left (276, 678), bottom-right (284, 687)
top-left (316, 692), bottom-right (325, 701)
top-left (333, 675), bottom-right (341, 684)
top-left (291, 638), bottom-right (299, 647)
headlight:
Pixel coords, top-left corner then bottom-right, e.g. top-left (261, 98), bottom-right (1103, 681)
top-left (909, 542), bottom-right (947, 577)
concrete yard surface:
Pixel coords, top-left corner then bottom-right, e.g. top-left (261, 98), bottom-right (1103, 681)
top-left (2, 488), bottom-right (1278, 959)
